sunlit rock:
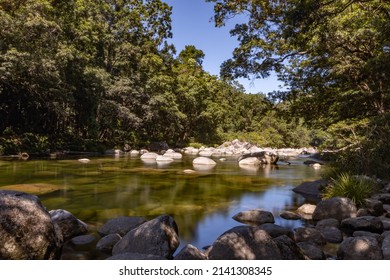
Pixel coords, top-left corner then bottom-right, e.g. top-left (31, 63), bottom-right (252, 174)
top-left (338, 236), bottom-right (383, 260)
top-left (0, 190), bottom-right (62, 259)
top-left (207, 226), bottom-right (282, 260)
top-left (140, 152), bottom-right (159, 160)
top-left (112, 215), bottom-right (179, 259)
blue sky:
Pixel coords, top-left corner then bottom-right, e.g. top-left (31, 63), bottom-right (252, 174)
top-left (164, 0), bottom-right (283, 94)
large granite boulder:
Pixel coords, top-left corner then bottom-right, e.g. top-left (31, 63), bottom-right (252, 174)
top-left (337, 236), bottom-right (383, 260)
top-left (312, 197), bottom-right (357, 221)
top-left (273, 235), bottom-right (305, 260)
top-left (207, 226), bottom-right (282, 260)
top-left (112, 215), bottom-right (179, 259)
top-left (340, 216), bottom-right (384, 235)
top-left (0, 190), bottom-right (62, 259)
top-left (50, 209), bottom-right (88, 241)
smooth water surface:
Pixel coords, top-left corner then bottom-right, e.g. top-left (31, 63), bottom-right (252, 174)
top-left (0, 154), bottom-right (322, 257)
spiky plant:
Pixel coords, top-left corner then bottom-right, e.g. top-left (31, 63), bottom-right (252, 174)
top-left (322, 173), bottom-right (378, 207)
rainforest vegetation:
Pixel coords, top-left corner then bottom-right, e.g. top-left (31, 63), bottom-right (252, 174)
top-left (1, 0), bottom-right (390, 178)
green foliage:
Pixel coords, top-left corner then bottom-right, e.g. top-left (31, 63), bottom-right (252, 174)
top-left (330, 114), bottom-right (390, 179)
top-left (0, 0), bottom-right (320, 154)
top-left (322, 173), bottom-right (378, 207)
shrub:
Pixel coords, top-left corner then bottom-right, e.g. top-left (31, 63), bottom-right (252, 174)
top-left (322, 173), bottom-right (379, 206)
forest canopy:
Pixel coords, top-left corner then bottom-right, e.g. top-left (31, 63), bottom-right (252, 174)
top-left (0, 0), bottom-right (314, 154)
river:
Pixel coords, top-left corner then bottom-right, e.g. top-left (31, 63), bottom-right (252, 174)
top-left (0, 154), bottom-right (322, 258)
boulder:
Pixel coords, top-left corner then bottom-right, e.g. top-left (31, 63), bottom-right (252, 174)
top-left (237, 151), bottom-right (279, 165)
top-left (297, 242), bottom-right (325, 260)
top-left (140, 152), bottom-right (159, 160)
top-left (155, 155), bottom-right (174, 162)
top-left (174, 244), bottom-right (207, 260)
top-left (0, 190), bottom-right (62, 259)
top-left (50, 209), bottom-right (88, 241)
top-left (163, 151), bottom-right (182, 159)
top-left (312, 197), bottom-right (357, 221)
top-left (98, 216), bottom-right (146, 237)
top-left (238, 157), bottom-right (261, 166)
top-left (380, 217), bottom-right (390, 231)
top-left (296, 204), bottom-right (316, 219)
top-left (112, 215), bottom-right (179, 259)
top-left (337, 236), bottom-right (383, 260)
top-left (315, 218), bottom-right (340, 228)
top-left (258, 223), bottom-right (294, 239)
top-left (294, 227), bottom-right (326, 245)
top-left (273, 235), bottom-right (305, 260)
top-left (363, 198), bottom-right (384, 216)
top-left (193, 157), bottom-right (217, 165)
top-left (232, 209), bottom-right (275, 226)
top-left (352, 231), bottom-right (380, 239)
top-left (207, 226), bottom-right (282, 260)
top-left (381, 233), bottom-right (390, 260)
top-left (96, 234), bottom-right (121, 254)
top-left (317, 226), bottom-right (343, 243)
top-left (340, 216), bottom-right (384, 235)
top-left (292, 179), bottom-right (328, 200)
top-left (372, 193), bottom-right (390, 204)
top-left (280, 211), bottom-right (301, 220)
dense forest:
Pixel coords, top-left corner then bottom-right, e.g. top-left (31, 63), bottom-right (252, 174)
top-left (1, 0), bottom-right (390, 178)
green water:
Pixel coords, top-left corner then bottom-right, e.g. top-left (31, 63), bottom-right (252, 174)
top-left (0, 154), bottom-right (321, 255)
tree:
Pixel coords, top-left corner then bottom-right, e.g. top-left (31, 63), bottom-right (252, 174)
top-left (207, 0), bottom-right (390, 125)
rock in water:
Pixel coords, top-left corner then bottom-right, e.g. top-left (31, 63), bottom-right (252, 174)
top-left (0, 190), bottom-right (62, 259)
top-left (232, 209), bottom-right (275, 225)
top-left (112, 215), bottom-right (179, 259)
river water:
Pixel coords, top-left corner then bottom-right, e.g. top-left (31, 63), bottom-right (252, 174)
top-left (0, 154), bottom-right (322, 258)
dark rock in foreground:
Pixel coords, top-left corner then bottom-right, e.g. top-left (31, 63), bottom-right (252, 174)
top-left (0, 190), bottom-right (62, 259)
top-left (98, 216), bottom-right (147, 237)
top-left (338, 236), bottom-right (383, 260)
top-left (112, 215), bottom-right (179, 259)
top-left (312, 197), bottom-right (357, 222)
top-left (292, 179), bottom-right (327, 201)
top-left (207, 226), bottom-right (282, 260)
top-left (50, 209), bottom-right (88, 241)
top-left (174, 244), bottom-right (207, 260)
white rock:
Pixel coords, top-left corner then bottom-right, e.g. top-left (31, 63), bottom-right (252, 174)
top-left (140, 152), bottom-right (159, 160)
top-left (78, 158), bottom-right (90, 163)
top-left (239, 157), bottom-right (261, 166)
top-left (156, 155), bottom-right (174, 162)
top-left (163, 152), bottom-right (183, 159)
top-left (193, 157), bottom-right (217, 165)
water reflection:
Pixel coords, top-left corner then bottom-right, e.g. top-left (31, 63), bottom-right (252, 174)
top-left (0, 155), bottom-right (321, 252)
